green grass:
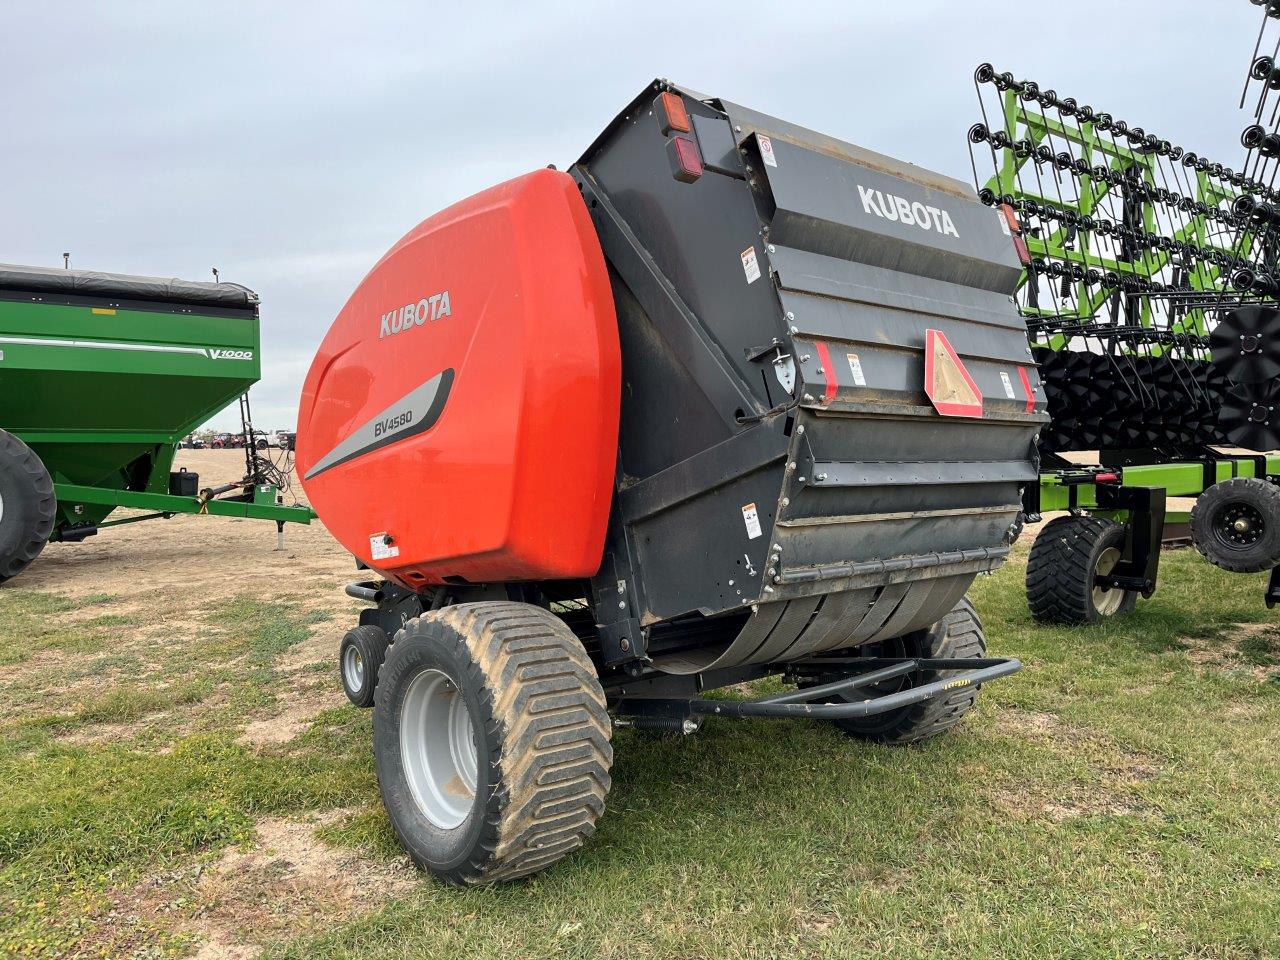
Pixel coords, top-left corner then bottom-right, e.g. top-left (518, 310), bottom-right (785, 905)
top-left (1, 551), bottom-right (1278, 959)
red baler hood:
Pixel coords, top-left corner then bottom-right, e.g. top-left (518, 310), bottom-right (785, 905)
top-left (296, 169), bottom-right (620, 587)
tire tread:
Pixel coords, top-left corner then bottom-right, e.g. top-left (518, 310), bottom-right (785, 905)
top-left (1026, 515), bottom-right (1135, 624)
top-left (0, 429), bottom-right (56, 583)
top-left (433, 602), bottom-right (611, 885)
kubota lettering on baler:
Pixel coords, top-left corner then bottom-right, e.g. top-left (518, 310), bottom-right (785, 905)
top-left (378, 291), bottom-right (453, 339)
top-left (857, 185), bottom-right (960, 238)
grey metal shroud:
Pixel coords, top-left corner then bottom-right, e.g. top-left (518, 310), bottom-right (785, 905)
top-left (573, 80), bottom-right (1046, 674)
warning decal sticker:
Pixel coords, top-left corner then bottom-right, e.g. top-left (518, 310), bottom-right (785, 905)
top-left (741, 245), bottom-right (761, 284)
top-left (1000, 370), bottom-right (1015, 399)
top-left (759, 134), bottom-right (777, 167)
top-left (847, 353), bottom-right (867, 386)
top-left (741, 503), bottom-right (763, 540)
top-left (370, 533), bottom-right (400, 561)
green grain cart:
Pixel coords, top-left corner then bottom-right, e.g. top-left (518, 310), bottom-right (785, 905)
top-left (0, 263), bottom-right (313, 583)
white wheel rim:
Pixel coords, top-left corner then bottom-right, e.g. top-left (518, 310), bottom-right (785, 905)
top-left (343, 645), bottom-right (365, 690)
top-left (0, 489), bottom-right (5, 526)
top-left (1093, 546), bottom-right (1127, 616)
top-left (400, 669), bottom-right (478, 829)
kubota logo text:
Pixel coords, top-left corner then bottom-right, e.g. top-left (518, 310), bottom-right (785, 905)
top-left (209, 348), bottom-right (253, 360)
top-left (379, 291), bottom-right (452, 339)
top-left (858, 185), bottom-right (960, 238)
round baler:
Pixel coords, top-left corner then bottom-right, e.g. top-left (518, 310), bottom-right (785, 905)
top-left (297, 81), bottom-right (1044, 885)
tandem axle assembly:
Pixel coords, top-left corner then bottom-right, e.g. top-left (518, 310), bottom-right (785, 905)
top-left (1024, 451), bottom-right (1280, 623)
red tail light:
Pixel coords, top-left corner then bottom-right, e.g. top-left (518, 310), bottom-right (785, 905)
top-left (667, 135), bottom-right (703, 183)
top-left (1012, 234), bottom-right (1032, 265)
top-left (1000, 203), bottom-right (1032, 264)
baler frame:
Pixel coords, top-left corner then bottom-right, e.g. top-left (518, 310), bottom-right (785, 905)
top-left (308, 79), bottom-right (1041, 885)
top-left (346, 576), bottom-right (1020, 724)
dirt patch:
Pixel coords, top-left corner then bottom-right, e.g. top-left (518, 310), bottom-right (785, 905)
top-left (1182, 621), bottom-right (1280, 682)
top-left (277, 618), bottom-right (348, 674)
top-left (994, 708), bottom-right (1068, 739)
top-left (186, 812), bottom-right (416, 958)
top-left (72, 813), bottom-right (416, 960)
top-left (990, 778), bottom-right (1142, 823)
top-left (989, 708), bottom-right (1162, 820)
top-left (237, 684), bottom-right (341, 747)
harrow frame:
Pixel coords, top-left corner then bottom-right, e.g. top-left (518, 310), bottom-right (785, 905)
top-left (984, 87), bottom-right (1254, 340)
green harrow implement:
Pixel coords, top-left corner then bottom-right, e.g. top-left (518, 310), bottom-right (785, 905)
top-left (970, 26), bottom-right (1280, 623)
top-left (0, 263), bottom-right (314, 584)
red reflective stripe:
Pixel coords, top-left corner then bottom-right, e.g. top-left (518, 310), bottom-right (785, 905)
top-left (1017, 365), bottom-right (1035, 413)
top-left (814, 341), bottom-right (838, 404)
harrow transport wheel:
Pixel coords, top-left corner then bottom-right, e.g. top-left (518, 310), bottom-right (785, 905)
top-left (1026, 516), bottom-right (1138, 624)
top-left (1191, 478), bottom-right (1280, 574)
top-left (0, 429), bottom-right (56, 584)
top-left (829, 598), bottom-right (987, 745)
top-left (340, 625), bottom-right (389, 708)
top-left (373, 601), bottom-right (612, 886)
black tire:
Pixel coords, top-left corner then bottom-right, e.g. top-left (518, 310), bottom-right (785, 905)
top-left (1191, 477), bottom-right (1280, 573)
top-left (373, 601), bottom-right (612, 885)
top-left (0, 429), bottom-right (56, 584)
top-left (340, 625), bottom-right (389, 708)
top-left (825, 597), bottom-right (988, 745)
top-left (1026, 515), bottom-right (1138, 624)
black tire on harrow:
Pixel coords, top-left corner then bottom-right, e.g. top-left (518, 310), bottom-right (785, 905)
top-left (339, 625), bottom-right (390, 708)
top-left (1026, 515), bottom-right (1138, 624)
top-left (0, 429), bottom-right (56, 584)
top-left (827, 597), bottom-right (987, 745)
top-left (373, 601), bottom-right (612, 886)
top-left (1190, 477), bottom-right (1280, 574)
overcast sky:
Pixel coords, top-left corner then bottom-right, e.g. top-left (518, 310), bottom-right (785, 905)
top-left (3, 1), bottom-right (1264, 430)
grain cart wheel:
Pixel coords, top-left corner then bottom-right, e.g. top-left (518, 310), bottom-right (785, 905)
top-left (823, 598), bottom-right (987, 745)
top-left (1191, 477), bottom-right (1280, 573)
top-left (0, 430), bottom-right (56, 584)
top-left (340, 625), bottom-right (389, 708)
top-left (373, 601), bottom-right (612, 886)
top-left (1026, 516), bottom-right (1138, 624)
